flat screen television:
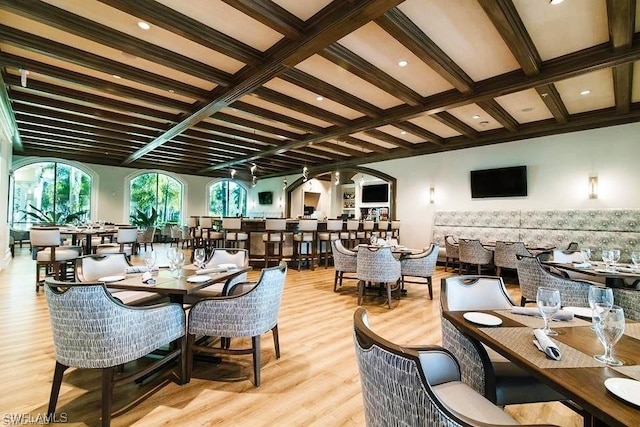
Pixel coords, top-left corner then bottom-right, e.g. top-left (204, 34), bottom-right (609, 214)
top-left (258, 191), bottom-right (273, 205)
top-left (470, 166), bottom-right (527, 198)
top-left (361, 183), bottom-right (389, 203)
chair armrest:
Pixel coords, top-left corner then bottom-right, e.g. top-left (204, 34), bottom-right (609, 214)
top-left (409, 345), bottom-right (461, 386)
top-left (222, 280), bottom-right (257, 296)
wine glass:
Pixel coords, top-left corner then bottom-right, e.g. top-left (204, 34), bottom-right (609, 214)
top-left (593, 305), bottom-right (625, 366)
top-left (631, 251), bottom-right (640, 271)
top-left (588, 286), bottom-right (613, 330)
top-left (370, 235), bottom-right (377, 245)
top-left (173, 252), bottom-right (185, 278)
top-left (143, 250), bottom-right (156, 273)
top-left (610, 249), bottom-right (621, 271)
top-left (166, 247), bottom-right (177, 272)
top-left (194, 248), bottom-right (206, 269)
top-left (536, 287), bottom-right (561, 336)
top-left (601, 249), bottom-right (613, 271)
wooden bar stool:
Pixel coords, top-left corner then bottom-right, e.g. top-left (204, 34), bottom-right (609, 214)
top-left (358, 220), bottom-right (375, 244)
top-left (374, 220), bottom-right (390, 240)
top-left (262, 219), bottom-right (287, 267)
top-left (222, 217), bottom-right (248, 248)
top-left (293, 219), bottom-right (318, 270)
top-left (200, 217), bottom-right (223, 250)
top-left (342, 219), bottom-right (361, 249)
top-left (318, 219), bottom-right (343, 268)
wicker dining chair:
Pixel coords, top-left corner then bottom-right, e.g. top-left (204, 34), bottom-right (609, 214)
top-left (356, 246), bottom-right (401, 309)
top-left (494, 241), bottom-right (531, 277)
top-left (400, 244), bottom-right (439, 300)
top-left (187, 262), bottom-right (287, 387)
top-left (516, 255), bottom-right (591, 307)
top-left (331, 239), bottom-right (357, 292)
top-left (353, 308), bottom-right (545, 427)
top-left (444, 235), bottom-right (460, 273)
top-left (44, 279), bottom-right (186, 427)
top-left (459, 238), bottom-right (494, 275)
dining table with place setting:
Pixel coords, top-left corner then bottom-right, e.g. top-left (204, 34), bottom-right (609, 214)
top-left (442, 285), bottom-right (640, 427)
top-left (100, 256), bottom-right (251, 305)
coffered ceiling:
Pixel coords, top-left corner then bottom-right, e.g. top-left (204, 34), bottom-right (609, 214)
top-left (0, 0), bottom-right (638, 181)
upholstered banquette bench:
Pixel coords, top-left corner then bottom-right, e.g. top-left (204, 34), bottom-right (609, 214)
top-left (432, 209), bottom-right (640, 263)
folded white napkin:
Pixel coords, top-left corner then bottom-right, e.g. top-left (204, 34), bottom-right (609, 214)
top-left (141, 271), bottom-right (156, 285)
top-left (218, 263), bottom-right (238, 270)
top-left (572, 262), bottom-right (591, 268)
top-left (196, 266), bottom-right (229, 275)
top-left (511, 306), bottom-right (574, 321)
top-left (125, 265), bottom-right (159, 274)
top-left (533, 329), bottom-right (562, 360)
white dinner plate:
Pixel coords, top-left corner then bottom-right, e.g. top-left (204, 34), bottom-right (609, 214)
top-left (463, 312), bottom-right (502, 326)
top-left (604, 378), bottom-right (640, 407)
top-left (187, 275), bottom-right (212, 283)
top-left (563, 306), bottom-right (593, 319)
top-left (98, 275), bottom-right (125, 283)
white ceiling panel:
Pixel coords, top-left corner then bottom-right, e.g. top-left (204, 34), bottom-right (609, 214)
top-left (376, 125), bottom-right (424, 144)
top-left (271, 0), bottom-right (333, 21)
top-left (350, 131), bottom-right (397, 150)
top-left (447, 104), bottom-right (503, 132)
top-left (408, 114), bottom-right (462, 138)
top-left (495, 89), bottom-right (554, 123)
top-left (554, 68), bottom-right (615, 114)
top-left (238, 95), bottom-right (334, 128)
top-left (513, 0), bottom-right (609, 61)
top-left (337, 22), bottom-right (454, 97)
top-left (219, 107), bottom-right (306, 135)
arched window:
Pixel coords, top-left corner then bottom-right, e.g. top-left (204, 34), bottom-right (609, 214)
top-left (130, 172), bottom-right (182, 224)
top-left (208, 180), bottom-right (247, 217)
top-left (12, 161), bottom-right (92, 227)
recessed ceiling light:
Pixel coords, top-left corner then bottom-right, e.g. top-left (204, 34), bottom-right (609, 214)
top-left (398, 60), bottom-right (408, 67)
top-left (112, 75), bottom-right (121, 79)
top-left (400, 131), bottom-right (407, 135)
top-left (138, 21), bottom-right (151, 30)
top-left (472, 114), bottom-right (480, 119)
top-left (316, 96), bottom-right (323, 101)
top-left (479, 121), bottom-right (489, 126)
top-left (521, 107), bottom-right (534, 112)
top-left (580, 89), bottom-right (591, 96)
top-left (550, 0), bottom-right (564, 5)
top-left (168, 89), bottom-right (175, 93)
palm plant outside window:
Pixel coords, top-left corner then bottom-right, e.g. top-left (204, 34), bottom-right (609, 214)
top-left (11, 162), bottom-right (91, 228)
top-left (129, 173), bottom-right (182, 226)
top-left (209, 180), bottom-right (246, 217)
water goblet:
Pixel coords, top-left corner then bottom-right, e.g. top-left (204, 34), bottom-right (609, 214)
top-left (536, 287), bottom-right (561, 336)
top-left (370, 235), bottom-right (377, 245)
top-left (631, 251), bottom-right (640, 271)
top-left (194, 248), bottom-right (206, 269)
top-left (166, 247), bottom-right (177, 273)
top-left (143, 250), bottom-right (156, 273)
top-left (588, 285), bottom-right (613, 330)
top-left (593, 305), bottom-right (625, 366)
top-left (610, 249), bottom-right (621, 271)
top-left (173, 252), bottom-right (185, 278)
top-left (601, 249), bottom-right (613, 271)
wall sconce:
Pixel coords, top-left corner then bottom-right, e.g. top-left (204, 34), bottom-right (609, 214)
top-left (283, 177), bottom-right (288, 190)
top-left (589, 176), bottom-right (598, 199)
top-left (429, 186), bottom-right (435, 204)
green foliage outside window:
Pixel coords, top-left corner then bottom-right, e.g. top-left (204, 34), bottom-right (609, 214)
top-left (130, 172), bottom-right (182, 226)
top-left (209, 180), bottom-right (246, 217)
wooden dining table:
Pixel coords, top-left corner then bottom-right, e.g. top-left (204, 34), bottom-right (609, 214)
top-left (60, 227), bottom-right (118, 254)
top-left (105, 266), bottom-right (251, 305)
top-left (544, 261), bottom-right (640, 287)
top-left (442, 308), bottom-right (640, 427)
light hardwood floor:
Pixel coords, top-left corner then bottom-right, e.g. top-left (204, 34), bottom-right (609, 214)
top-left (0, 245), bottom-right (580, 426)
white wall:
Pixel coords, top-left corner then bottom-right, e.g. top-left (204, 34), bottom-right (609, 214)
top-left (370, 122), bottom-right (640, 250)
top-left (10, 122), bottom-right (640, 254)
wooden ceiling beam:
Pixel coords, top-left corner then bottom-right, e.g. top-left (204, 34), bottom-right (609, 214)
top-left (607, 0), bottom-right (635, 114)
top-left (232, 100), bottom-right (326, 133)
top-left (536, 84), bottom-right (569, 124)
top-left (281, 69), bottom-right (383, 117)
top-left (0, 0), bottom-right (232, 86)
top-left (477, 0), bottom-right (541, 76)
top-left (191, 123), bottom-right (280, 147)
top-left (394, 121), bottom-right (443, 145)
top-left (0, 25), bottom-right (210, 100)
top-left (314, 141), bottom-right (364, 158)
top-left (477, 99), bottom-right (519, 132)
top-left (320, 43), bottom-right (422, 106)
top-left (338, 136), bottom-right (391, 154)
top-left (208, 112), bottom-right (304, 140)
top-left (221, 0), bottom-right (304, 40)
top-left (431, 112), bottom-right (479, 139)
top-left (98, 0), bottom-right (263, 65)
top-left (364, 129), bottom-right (418, 150)
top-left (197, 40), bottom-right (640, 171)
top-left (128, 0), bottom-right (402, 166)
top-left (0, 53), bottom-right (192, 111)
top-left (375, 8), bottom-right (474, 94)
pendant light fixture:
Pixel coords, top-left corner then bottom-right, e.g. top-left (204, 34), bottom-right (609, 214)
top-left (230, 169), bottom-right (236, 179)
top-left (302, 166), bottom-right (309, 182)
top-left (334, 171), bottom-right (340, 186)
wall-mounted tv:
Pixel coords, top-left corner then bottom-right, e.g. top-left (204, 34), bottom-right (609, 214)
top-left (470, 166), bottom-right (527, 198)
top-left (361, 183), bottom-right (389, 203)
top-left (258, 191), bottom-right (273, 205)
